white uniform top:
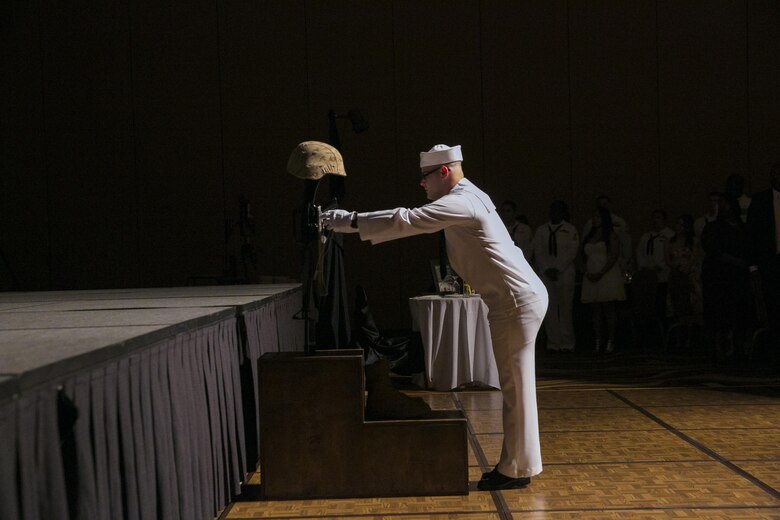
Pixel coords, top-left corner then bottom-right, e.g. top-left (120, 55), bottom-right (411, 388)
top-left (532, 220), bottom-right (579, 279)
top-left (635, 227), bottom-right (675, 282)
top-left (356, 178), bottom-right (547, 314)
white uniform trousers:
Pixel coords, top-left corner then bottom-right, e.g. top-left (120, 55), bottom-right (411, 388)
top-left (541, 273), bottom-right (576, 351)
top-left (488, 295), bottom-right (547, 478)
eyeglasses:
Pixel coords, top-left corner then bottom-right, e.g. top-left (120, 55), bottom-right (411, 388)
top-left (420, 166), bottom-right (441, 180)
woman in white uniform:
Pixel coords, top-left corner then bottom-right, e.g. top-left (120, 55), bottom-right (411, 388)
top-left (322, 144), bottom-right (548, 491)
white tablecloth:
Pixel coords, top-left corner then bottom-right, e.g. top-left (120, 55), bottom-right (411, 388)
top-left (409, 295), bottom-right (499, 391)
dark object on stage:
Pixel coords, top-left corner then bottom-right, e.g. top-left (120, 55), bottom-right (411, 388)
top-left (314, 224), bottom-right (351, 349)
top-left (352, 285), bottom-right (424, 375)
top-left (257, 350), bottom-right (468, 499)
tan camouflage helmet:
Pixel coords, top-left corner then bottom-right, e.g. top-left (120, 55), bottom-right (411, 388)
top-left (286, 141), bottom-right (346, 180)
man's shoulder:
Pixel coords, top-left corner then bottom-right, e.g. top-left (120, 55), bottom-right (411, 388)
top-left (453, 178), bottom-right (486, 196)
top-left (431, 187), bottom-right (480, 215)
top-left (441, 184), bottom-right (475, 203)
top-left (450, 178), bottom-right (495, 211)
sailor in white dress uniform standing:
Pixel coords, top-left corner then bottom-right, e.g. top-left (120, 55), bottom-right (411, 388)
top-left (322, 144), bottom-right (548, 491)
top-left (533, 201), bottom-right (579, 352)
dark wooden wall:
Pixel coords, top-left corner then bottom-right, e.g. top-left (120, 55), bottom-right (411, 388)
top-left (2, 0), bottom-right (779, 328)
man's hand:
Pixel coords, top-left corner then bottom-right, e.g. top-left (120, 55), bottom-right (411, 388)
top-left (321, 209), bottom-right (359, 233)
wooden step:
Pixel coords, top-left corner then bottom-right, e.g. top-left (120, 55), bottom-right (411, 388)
top-left (257, 350), bottom-right (468, 499)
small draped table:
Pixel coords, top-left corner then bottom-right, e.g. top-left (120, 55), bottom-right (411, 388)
top-left (408, 294), bottom-right (500, 391)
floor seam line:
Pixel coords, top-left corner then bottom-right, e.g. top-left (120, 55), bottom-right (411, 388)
top-left (607, 389), bottom-right (780, 501)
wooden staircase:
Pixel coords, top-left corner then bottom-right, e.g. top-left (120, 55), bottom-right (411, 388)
top-left (257, 350), bottom-right (469, 499)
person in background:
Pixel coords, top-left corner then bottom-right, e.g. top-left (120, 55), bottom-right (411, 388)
top-left (583, 195), bottom-right (632, 272)
top-left (746, 162), bottom-right (780, 354)
top-left (725, 174), bottom-right (751, 224)
top-left (533, 200), bottom-right (579, 352)
top-left (701, 195), bottom-right (752, 361)
top-left (665, 214), bottom-right (703, 318)
top-left (635, 209), bottom-right (675, 320)
top-left (580, 207), bottom-right (625, 353)
top-left (500, 200), bottom-right (534, 259)
top-left (322, 144), bottom-right (548, 491)
top-left (694, 192), bottom-right (722, 238)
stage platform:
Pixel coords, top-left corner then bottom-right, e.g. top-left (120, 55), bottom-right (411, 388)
top-left (0, 284), bottom-right (304, 520)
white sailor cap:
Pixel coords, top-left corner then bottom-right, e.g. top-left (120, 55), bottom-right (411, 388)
top-left (419, 144), bottom-right (463, 169)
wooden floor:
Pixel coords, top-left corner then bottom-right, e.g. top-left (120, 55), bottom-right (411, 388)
top-left (221, 382), bottom-right (780, 519)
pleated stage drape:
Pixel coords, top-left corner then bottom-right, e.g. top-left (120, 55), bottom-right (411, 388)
top-left (1, 288), bottom-right (304, 520)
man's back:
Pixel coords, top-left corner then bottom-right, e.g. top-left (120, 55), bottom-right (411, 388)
top-left (441, 180), bottom-right (546, 313)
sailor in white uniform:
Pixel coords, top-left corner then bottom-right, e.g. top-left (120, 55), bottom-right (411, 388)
top-left (322, 144), bottom-right (548, 491)
top-left (635, 208), bottom-right (675, 319)
top-left (533, 201), bottom-right (579, 352)
top-left (635, 209), bottom-right (675, 282)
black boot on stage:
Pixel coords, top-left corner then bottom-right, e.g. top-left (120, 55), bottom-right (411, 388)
top-left (364, 358), bottom-right (431, 420)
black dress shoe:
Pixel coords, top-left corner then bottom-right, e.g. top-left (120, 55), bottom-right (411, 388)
top-left (481, 466), bottom-right (499, 480)
top-left (477, 470), bottom-right (531, 491)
